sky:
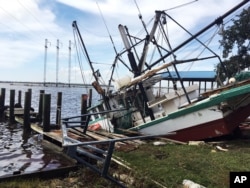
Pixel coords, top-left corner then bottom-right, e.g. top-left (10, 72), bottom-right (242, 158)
top-left (0, 0), bottom-right (248, 84)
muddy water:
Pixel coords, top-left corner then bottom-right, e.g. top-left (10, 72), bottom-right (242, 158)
top-left (0, 83), bottom-right (99, 177)
top-left (0, 122), bottom-right (74, 177)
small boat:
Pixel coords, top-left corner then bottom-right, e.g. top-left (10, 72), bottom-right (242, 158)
top-left (71, 0), bottom-right (250, 142)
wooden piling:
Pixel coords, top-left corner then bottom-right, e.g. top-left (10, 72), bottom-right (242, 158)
top-left (0, 88), bottom-right (6, 120)
top-left (81, 94), bottom-right (88, 125)
top-left (9, 89), bottom-right (15, 124)
top-left (28, 88), bottom-right (32, 98)
top-left (43, 94), bottom-right (51, 132)
top-left (23, 91), bottom-right (31, 131)
top-left (56, 92), bottom-right (62, 126)
top-left (38, 90), bottom-right (45, 122)
top-left (88, 89), bottom-right (92, 108)
top-left (18, 90), bottom-right (22, 106)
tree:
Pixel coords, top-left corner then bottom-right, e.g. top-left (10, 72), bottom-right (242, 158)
top-left (216, 6), bottom-right (250, 82)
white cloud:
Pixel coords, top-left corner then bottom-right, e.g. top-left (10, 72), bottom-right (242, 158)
top-left (0, 0), bottom-right (247, 83)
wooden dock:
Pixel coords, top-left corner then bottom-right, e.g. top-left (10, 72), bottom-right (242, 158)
top-left (2, 107), bottom-right (150, 187)
top-left (14, 115), bottom-right (144, 150)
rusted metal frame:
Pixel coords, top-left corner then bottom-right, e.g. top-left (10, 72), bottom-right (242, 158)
top-left (62, 108), bottom-right (128, 121)
top-left (77, 147), bottom-right (105, 162)
top-left (63, 136), bottom-right (125, 187)
top-left (101, 141), bottom-right (115, 176)
top-left (61, 123), bottom-right (173, 187)
top-left (62, 108), bottom-right (128, 134)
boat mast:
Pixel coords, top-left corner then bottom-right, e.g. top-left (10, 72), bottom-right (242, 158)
top-left (119, 25), bottom-right (155, 120)
top-left (138, 11), bottom-right (162, 73)
top-left (149, 0), bottom-right (250, 71)
top-left (72, 21), bottom-right (111, 109)
top-left (72, 21), bottom-right (99, 83)
top-left (95, 3), bottom-right (133, 94)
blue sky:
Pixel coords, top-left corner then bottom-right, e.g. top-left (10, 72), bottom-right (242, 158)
top-left (0, 0), bottom-right (248, 84)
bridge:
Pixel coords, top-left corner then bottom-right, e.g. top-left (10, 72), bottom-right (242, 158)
top-left (0, 81), bottom-right (111, 88)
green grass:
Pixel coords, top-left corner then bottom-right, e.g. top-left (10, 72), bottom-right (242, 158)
top-left (115, 139), bottom-right (250, 188)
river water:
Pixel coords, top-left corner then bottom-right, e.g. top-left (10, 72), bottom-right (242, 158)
top-left (0, 83), bottom-right (99, 178)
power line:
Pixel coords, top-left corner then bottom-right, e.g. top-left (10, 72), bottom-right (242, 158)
top-left (16, 0), bottom-right (59, 39)
top-left (0, 5), bottom-right (40, 39)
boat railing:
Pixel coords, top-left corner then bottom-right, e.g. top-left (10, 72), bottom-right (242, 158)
top-left (62, 108), bottom-right (128, 134)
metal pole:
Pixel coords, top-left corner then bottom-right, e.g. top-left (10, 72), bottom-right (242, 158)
top-left (68, 40), bottom-right (72, 87)
top-left (44, 39), bottom-right (49, 86)
top-left (56, 39), bottom-right (59, 87)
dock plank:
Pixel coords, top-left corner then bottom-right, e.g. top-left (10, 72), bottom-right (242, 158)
top-left (5, 108), bottom-right (37, 116)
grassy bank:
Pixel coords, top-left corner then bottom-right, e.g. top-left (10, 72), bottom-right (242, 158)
top-left (115, 139), bottom-right (250, 187)
top-left (1, 139), bottom-right (250, 187)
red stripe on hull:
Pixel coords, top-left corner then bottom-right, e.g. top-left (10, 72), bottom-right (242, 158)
top-left (167, 103), bottom-right (250, 142)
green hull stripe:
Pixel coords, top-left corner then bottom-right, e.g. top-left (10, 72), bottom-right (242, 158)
top-left (89, 117), bottom-right (106, 124)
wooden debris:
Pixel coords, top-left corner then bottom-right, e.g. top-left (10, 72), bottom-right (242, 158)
top-left (215, 146), bottom-right (228, 152)
top-left (188, 141), bottom-right (205, 146)
top-left (153, 141), bottom-right (167, 146)
top-left (158, 137), bottom-right (187, 145)
top-left (183, 179), bottom-right (206, 188)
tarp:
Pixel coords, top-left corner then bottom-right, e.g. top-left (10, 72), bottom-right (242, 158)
top-left (160, 71), bottom-right (216, 81)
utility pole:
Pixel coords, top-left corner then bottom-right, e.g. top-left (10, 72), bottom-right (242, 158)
top-left (68, 40), bottom-right (72, 87)
top-left (43, 39), bottom-right (50, 86)
top-left (56, 39), bottom-right (60, 87)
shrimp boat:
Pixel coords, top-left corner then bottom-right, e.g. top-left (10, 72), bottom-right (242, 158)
top-left (71, 0), bottom-right (250, 142)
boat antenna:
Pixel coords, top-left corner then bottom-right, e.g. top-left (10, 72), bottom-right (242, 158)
top-left (134, 0), bottom-right (148, 34)
top-left (96, 2), bottom-right (125, 92)
top-left (96, 2), bottom-right (118, 55)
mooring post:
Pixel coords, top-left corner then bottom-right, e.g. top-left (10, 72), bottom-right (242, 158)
top-left (88, 89), bottom-right (92, 108)
top-left (56, 92), bottom-right (62, 126)
top-left (18, 90), bottom-right (22, 106)
top-left (81, 94), bottom-right (88, 127)
top-left (0, 88), bottom-right (6, 120)
top-left (28, 88), bottom-right (32, 98)
top-left (23, 91), bottom-right (31, 131)
top-left (43, 94), bottom-right (51, 132)
top-left (27, 89), bottom-right (32, 111)
top-left (38, 90), bottom-right (45, 122)
top-left (9, 89), bottom-right (15, 124)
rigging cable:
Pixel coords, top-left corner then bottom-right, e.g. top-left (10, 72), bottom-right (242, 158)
top-left (163, 0), bottom-right (198, 11)
top-left (72, 28), bottom-right (88, 92)
top-left (96, 2), bottom-right (131, 92)
top-left (96, 2), bottom-right (118, 55)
